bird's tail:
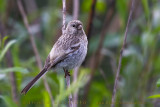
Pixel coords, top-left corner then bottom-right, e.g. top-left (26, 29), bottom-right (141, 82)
top-left (21, 67), bottom-right (48, 94)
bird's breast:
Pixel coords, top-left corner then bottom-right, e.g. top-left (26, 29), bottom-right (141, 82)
top-left (55, 41), bottom-right (87, 70)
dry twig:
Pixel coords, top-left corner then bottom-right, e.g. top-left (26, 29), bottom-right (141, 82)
top-left (73, 67), bottom-right (79, 107)
top-left (83, 0), bottom-right (116, 102)
top-left (86, 0), bottom-right (97, 40)
top-left (17, 0), bottom-right (54, 106)
top-left (0, 17), bottom-right (19, 103)
top-left (111, 0), bottom-right (135, 107)
top-left (62, 0), bottom-right (66, 34)
top-left (7, 52), bottom-right (19, 103)
top-left (73, 0), bottom-right (79, 20)
top-left (72, 0), bottom-right (79, 107)
top-left (62, 0), bottom-right (73, 107)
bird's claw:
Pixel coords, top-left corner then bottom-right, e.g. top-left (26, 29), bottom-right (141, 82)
top-left (63, 68), bottom-right (71, 78)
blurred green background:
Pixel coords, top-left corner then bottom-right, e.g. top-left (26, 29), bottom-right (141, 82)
top-left (1, 0), bottom-right (160, 107)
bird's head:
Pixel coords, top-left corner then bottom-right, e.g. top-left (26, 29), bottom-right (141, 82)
top-left (66, 20), bottom-right (83, 35)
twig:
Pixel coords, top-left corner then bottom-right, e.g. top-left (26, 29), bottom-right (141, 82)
top-left (83, 0), bottom-right (116, 102)
top-left (16, 0), bottom-right (54, 106)
top-left (0, 18), bottom-right (19, 103)
top-left (73, 0), bottom-right (79, 106)
top-left (66, 76), bottom-right (73, 107)
top-left (17, 0), bottom-right (42, 68)
top-left (62, 0), bottom-right (73, 107)
top-left (7, 52), bottom-right (19, 103)
top-left (62, 0), bottom-right (66, 34)
top-left (111, 0), bottom-right (135, 107)
top-left (73, 67), bottom-right (79, 107)
top-left (86, 0), bottom-right (97, 40)
top-left (73, 0), bottom-right (79, 20)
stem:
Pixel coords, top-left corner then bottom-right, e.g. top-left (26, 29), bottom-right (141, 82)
top-left (6, 51), bottom-right (19, 103)
top-left (83, 0), bottom-right (116, 103)
top-left (17, 0), bottom-right (54, 106)
top-left (62, 0), bottom-right (73, 107)
top-left (62, 0), bottom-right (66, 34)
top-left (111, 0), bottom-right (135, 107)
top-left (73, 0), bottom-right (79, 106)
top-left (86, 0), bottom-right (97, 40)
top-left (73, 67), bottom-right (79, 107)
top-left (73, 0), bottom-right (79, 20)
top-left (66, 76), bottom-right (73, 107)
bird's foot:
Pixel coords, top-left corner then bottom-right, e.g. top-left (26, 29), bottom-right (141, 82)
top-left (63, 68), bottom-right (71, 78)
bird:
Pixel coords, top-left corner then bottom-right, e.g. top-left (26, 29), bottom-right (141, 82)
top-left (21, 20), bottom-right (88, 94)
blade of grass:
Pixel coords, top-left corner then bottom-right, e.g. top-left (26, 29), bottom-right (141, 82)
top-left (148, 94), bottom-right (160, 99)
top-left (0, 67), bottom-right (28, 73)
top-left (0, 95), bottom-right (18, 107)
top-left (55, 69), bottom-right (90, 107)
top-left (0, 39), bottom-right (16, 62)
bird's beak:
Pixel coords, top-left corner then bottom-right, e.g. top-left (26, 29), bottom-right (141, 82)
top-left (77, 25), bottom-right (82, 30)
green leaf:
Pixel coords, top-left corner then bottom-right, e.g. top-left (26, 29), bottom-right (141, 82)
top-left (141, 0), bottom-right (150, 20)
top-left (0, 95), bottom-right (18, 107)
top-left (0, 0), bottom-right (7, 13)
top-left (156, 79), bottom-right (160, 87)
top-left (54, 68), bottom-right (90, 107)
top-left (0, 67), bottom-right (28, 74)
top-left (116, 0), bottom-right (128, 22)
top-left (148, 94), bottom-right (160, 99)
top-left (81, 0), bottom-right (92, 12)
top-left (43, 91), bottom-right (51, 107)
top-left (96, 0), bottom-right (106, 13)
top-left (0, 39), bottom-right (17, 62)
top-left (2, 36), bottom-right (9, 48)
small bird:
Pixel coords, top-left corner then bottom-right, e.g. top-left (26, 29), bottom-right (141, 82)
top-left (21, 20), bottom-right (88, 94)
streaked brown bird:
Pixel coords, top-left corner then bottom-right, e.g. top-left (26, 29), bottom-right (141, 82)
top-left (21, 20), bottom-right (88, 94)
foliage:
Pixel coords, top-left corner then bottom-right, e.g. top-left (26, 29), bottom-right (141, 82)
top-left (0, 0), bottom-right (160, 107)
top-left (0, 39), bottom-right (16, 62)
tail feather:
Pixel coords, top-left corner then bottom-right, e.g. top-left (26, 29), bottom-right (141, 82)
top-left (21, 68), bottom-right (48, 94)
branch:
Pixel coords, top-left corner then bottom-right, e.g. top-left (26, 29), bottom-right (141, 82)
top-left (111, 0), bottom-right (135, 107)
top-left (83, 0), bottom-right (116, 102)
top-left (73, 0), bottom-right (79, 20)
top-left (62, 0), bottom-right (73, 107)
top-left (73, 67), bottom-right (79, 107)
top-left (16, 0), bottom-right (54, 106)
top-left (66, 76), bottom-right (73, 106)
top-left (7, 52), bottom-right (19, 103)
top-left (86, 0), bottom-right (97, 40)
top-left (62, 0), bottom-right (66, 34)
top-left (17, 0), bottom-right (42, 68)
top-left (0, 18), bottom-right (19, 104)
top-left (72, 0), bottom-right (79, 106)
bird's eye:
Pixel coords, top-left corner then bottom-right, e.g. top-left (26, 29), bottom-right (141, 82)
top-left (72, 24), bottom-right (75, 27)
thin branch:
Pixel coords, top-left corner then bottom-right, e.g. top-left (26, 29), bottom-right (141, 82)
top-left (73, 0), bottom-right (79, 20)
top-left (0, 18), bottom-right (19, 104)
top-left (86, 0), bottom-right (97, 40)
top-left (66, 76), bottom-right (73, 106)
top-left (17, 0), bottom-right (42, 69)
top-left (7, 52), bottom-right (19, 103)
top-left (72, 0), bottom-right (79, 106)
top-left (83, 0), bottom-right (116, 102)
top-left (111, 0), bottom-right (135, 107)
top-left (16, 0), bottom-right (54, 106)
top-left (62, 0), bottom-right (73, 107)
top-left (62, 0), bottom-right (66, 34)
top-left (73, 67), bottom-right (79, 107)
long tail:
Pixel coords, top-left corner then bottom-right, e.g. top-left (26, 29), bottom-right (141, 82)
top-left (21, 68), bottom-right (48, 94)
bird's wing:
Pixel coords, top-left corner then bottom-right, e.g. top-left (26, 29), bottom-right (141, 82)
top-left (44, 37), bottom-right (80, 69)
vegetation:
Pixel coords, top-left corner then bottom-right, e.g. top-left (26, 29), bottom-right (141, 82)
top-left (0, 0), bottom-right (160, 107)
